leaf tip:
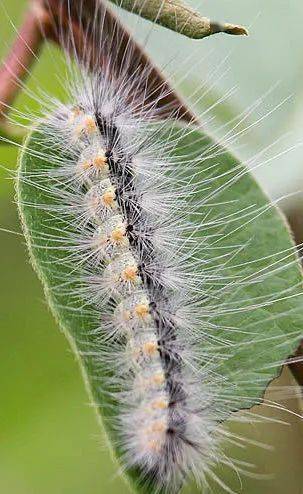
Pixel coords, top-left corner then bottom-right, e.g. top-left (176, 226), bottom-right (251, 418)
top-left (210, 22), bottom-right (249, 37)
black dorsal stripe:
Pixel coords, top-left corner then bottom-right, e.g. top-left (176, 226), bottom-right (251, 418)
top-left (95, 112), bottom-right (189, 462)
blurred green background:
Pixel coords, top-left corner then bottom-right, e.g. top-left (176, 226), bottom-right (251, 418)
top-left (1, 1), bottom-right (303, 493)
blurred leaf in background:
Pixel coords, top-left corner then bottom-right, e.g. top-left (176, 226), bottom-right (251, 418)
top-left (0, 1), bottom-right (303, 493)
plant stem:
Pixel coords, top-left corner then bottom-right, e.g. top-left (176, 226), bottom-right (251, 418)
top-left (109, 0), bottom-right (248, 39)
top-left (0, 1), bottom-right (50, 121)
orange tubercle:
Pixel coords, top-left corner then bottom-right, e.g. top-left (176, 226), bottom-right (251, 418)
top-left (150, 421), bottom-right (166, 434)
top-left (93, 153), bottom-right (107, 168)
top-left (83, 116), bottom-right (97, 134)
top-left (134, 303), bottom-right (150, 318)
top-left (75, 115), bottom-right (97, 136)
top-left (111, 227), bottom-right (126, 243)
top-left (142, 341), bottom-right (158, 357)
top-left (121, 264), bottom-right (138, 282)
top-left (152, 372), bottom-right (165, 386)
top-left (102, 189), bottom-right (116, 208)
top-left (151, 398), bottom-right (168, 410)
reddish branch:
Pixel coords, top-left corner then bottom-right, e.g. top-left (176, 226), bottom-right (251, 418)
top-left (0, 1), bottom-right (51, 120)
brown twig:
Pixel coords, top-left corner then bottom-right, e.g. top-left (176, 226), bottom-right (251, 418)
top-left (0, 1), bottom-right (51, 121)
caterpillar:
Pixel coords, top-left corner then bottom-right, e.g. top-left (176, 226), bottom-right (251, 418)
top-left (8, 0), bottom-right (303, 493)
top-left (22, 68), bottom-right (221, 492)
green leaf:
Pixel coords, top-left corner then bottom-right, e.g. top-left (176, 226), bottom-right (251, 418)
top-left (17, 123), bottom-right (303, 492)
top-left (110, 0), bottom-right (248, 39)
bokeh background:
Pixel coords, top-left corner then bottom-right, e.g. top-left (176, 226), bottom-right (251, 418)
top-left (1, 1), bottom-right (303, 493)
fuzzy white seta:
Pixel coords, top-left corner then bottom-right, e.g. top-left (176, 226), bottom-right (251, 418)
top-left (13, 1), bottom-right (303, 493)
top-left (40, 73), bottom-right (222, 491)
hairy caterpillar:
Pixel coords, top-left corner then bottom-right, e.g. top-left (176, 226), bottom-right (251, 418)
top-left (3, 1), bottom-right (302, 493)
